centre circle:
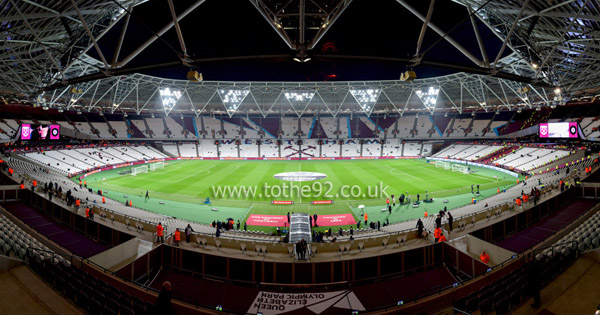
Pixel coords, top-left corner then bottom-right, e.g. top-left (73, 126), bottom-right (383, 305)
top-left (273, 172), bottom-right (327, 182)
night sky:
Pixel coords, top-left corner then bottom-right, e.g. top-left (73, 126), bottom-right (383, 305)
top-left (91, 0), bottom-right (508, 81)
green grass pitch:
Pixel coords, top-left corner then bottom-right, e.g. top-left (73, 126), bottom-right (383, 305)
top-left (81, 159), bottom-right (518, 232)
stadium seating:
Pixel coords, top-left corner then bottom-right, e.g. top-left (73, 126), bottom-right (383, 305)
top-left (321, 142), bottom-right (339, 157)
top-left (403, 142), bottom-right (422, 156)
top-left (202, 117), bottom-right (222, 136)
top-left (361, 140), bottom-right (381, 157)
top-left (179, 143), bottom-right (198, 157)
top-left (222, 120), bottom-right (240, 137)
top-left (302, 139), bottom-right (319, 157)
top-left (281, 142), bottom-right (300, 158)
top-left (219, 142), bottom-right (238, 157)
top-left (320, 117), bottom-right (336, 138)
top-left (161, 144), bottom-right (179, 157)
top-left (165, 116), bottom-right (186, 139)
top-left (260, 143), bottom-right (279, 157)
top-left (198, 140), bottom-right (218, 157)
top-left (338, 118), bottom-right (349, 138)
top-left (382, 139), bottom-right (402, 156)
top-left (108, 120), bottom-right (128, 138)
top-left (241, 118), bottom-right (261, 138)
top-left (282, 117), bottom-right (299, 137)
top-left (300, 117), bottom-right (312, 137)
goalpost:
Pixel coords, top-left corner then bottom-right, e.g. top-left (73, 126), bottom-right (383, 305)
top-left (149, 161), bottom-right (164, 171)
top-left (452, 164), bottom-right (469, 174)
top-left (132, 165), bottom-right (148, 176)
top-left (435, 160), bottom-right (450, 170)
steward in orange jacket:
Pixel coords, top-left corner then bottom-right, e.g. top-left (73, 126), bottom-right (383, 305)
top-left (156, 223), bottom-right (164, 243)
top-left (174, 229), bottom-right (181, 246)
top-left (480, 251), bottom-right (490, 264)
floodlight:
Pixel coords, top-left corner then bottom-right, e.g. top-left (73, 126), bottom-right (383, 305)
top-left (350, 88), bottom-right (381, 116)
top-left (218, 89), bottom-right (249, 116)
top-left (159, 87), bottom-right (182, 109)
top-left (415, 86), bottom-right (440, 109)
top-left (554, 88), bottom-right (561, 94)
top-left (284, 91), bottom-right (314, 102)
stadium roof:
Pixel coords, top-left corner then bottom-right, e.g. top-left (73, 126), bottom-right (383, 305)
top-left (1, 0), bottom-right (599, 115)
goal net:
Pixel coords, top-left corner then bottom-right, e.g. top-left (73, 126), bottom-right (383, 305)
top-left (435, 160), bottom-right (450, 170)
top-left (452, 164), bottom-right (469, 174)
top-left (149, 162), bottom-right (164, 171)
top-left (132, 165), bottom-right (148, 176)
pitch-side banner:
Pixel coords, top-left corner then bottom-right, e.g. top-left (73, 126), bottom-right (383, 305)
top-left (247, 290), bottom-right (365, 315)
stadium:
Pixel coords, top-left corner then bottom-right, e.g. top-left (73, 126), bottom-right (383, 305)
top-left (0, 0), bottom-right (600, 315)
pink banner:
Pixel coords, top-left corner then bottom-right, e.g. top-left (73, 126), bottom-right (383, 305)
top-left (316, 214), bottom-right (356, 226)
top-left (246, 214), bottom-right (288, 227)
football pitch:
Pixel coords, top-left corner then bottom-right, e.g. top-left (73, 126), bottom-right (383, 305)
top-left (81, 159), bottom-right (518, 232)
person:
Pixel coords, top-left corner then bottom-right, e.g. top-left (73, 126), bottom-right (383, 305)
top-left (471, 184), bottom-right (474, 194)
top-left (480, 250), bottom-right (490, 264)
top-left (287, 211), bottom-right (290, 223)
top-left (447, 212), bottom-right (453, 232)
top-left (349, 226), bottom-right (354, 235)
top-left (244, 222), bottom-right (247, 231)
top-left (89, 208), bottom-right (94, 220)
top-left (476, 184), bottom-right (480, 194)
top-left (339, 227), bottom-right (343, 236)
top-left (417, 193), bottom-right (420, 201)
top-left (154, 281), bottom-right (172, 314)
top-left (185, 224), bottom-right (194, 242)
top-left (102, 196), bottom-right (105, 203)
top-left (156, 222), bottom-right (164, 243)
top-left (364, 212), bottom-right (368, 226)
top-left (313, 213), bottom-right (318, 227)
top-left (85, 207), bottom-right (90, 219)
top-left (435, 215), bottom-right (441, 229)
top-left (391, 194), bottom-right (395, 206)
top-left (434, 227), bottom-right (441, 242)
top-left (173, 228), bottom-right (181, 246)
top-left (295, 241), bottom-right (301, 259)
top-left (424, 210), bottom-right (428, 218)
top-left (236, 220), bottom-right (240, 230)
top-left (416, 218), bottom-right (424, 238)
top-left (528, 257), bottom-right (541, 307)
top-left (388, 204), bottom-right (392, 214)
top-left (145, 190), bottom-right (149, 200)
top-left (301, 239), bottom-right (307, 259)
top-left (377, 221), bottom-right (381, 231)
top-left (497, 187), bottom-right (500, 194)
top-left (438, 232), bottom-right (447, 242)
top-left (215, 228), bottom-right (221, 238)
top-left (386, 198), bottom-right (390, 206)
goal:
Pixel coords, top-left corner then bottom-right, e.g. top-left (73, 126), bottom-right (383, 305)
top-left (132, 165), bottom-right (148, 176)
top-left (435, 160), bottom-right (450, 170)
top-left (452, 164), bottom-right (469, 174)
top-left (149, 161), bottom-right (164, 171)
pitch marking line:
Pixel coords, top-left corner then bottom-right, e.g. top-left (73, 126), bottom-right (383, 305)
top-left (384, 164), bottom-right (424, 182)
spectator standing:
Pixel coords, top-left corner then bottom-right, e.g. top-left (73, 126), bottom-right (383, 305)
top-left (416, 218), bottom-right (424, 238)
top-left (185, 224), bottom-right (194, 242)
